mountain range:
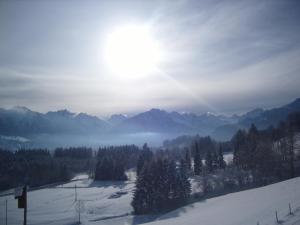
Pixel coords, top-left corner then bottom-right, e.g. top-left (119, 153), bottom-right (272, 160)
top-left (0, 98), bottom-right (300, 148)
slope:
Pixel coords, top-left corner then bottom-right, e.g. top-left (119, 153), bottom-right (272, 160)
top-left (146, 177), bottom-right (300, 225)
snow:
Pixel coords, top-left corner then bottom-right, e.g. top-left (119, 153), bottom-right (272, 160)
top-left (224, 152), bottom-right (233, 164)
top-left (71, 174), bottom-right (90, 181)
top-left (1, 175), bottom-right (300, 225)
top-left (0, 177), bottom-right (136, 225)
top-left (146, 177), bottom-right (300, 225)
top-left (0, 135), bottom-right (30, 143)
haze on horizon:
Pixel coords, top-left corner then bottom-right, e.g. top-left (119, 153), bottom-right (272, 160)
top-left (1, 0), bottom-right (300, 117)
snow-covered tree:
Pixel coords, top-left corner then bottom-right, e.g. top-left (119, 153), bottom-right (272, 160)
top-left (132, 157), bottom-right (191, 214)
top-left (194, 143), bottom-right (202, 175)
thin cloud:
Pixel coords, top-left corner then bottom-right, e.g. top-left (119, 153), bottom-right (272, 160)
top-left (0, 0), bottom-right (299, 116)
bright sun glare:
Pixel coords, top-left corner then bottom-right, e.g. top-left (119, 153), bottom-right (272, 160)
top-left (104, 25), bottom-right (163, 76)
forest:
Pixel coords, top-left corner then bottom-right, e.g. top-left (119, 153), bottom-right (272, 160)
top-left (0, 111), bottom-right (299, 214)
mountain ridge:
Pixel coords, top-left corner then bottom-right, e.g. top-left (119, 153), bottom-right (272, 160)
top-left (0, 98), bottom-right (300, 144)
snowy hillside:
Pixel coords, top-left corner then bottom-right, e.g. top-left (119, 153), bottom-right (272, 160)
top-left (147, 178), bottom-right (300, 225)
top-left (1, 175), bottom-right (300, 225)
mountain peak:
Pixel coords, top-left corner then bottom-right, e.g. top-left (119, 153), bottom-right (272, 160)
top-left (108, 114), bottom-right (128, 125)
top-left (46, 109), bottom-right (75, 117)
top-left (243, 108), bottom-right (264, 118)
top-left (110, 114), bottom-right (127, 119)
top-left (11, 106), bottom-right (32, 113)
top-left (286, 98), bottom-right (300, 109)
top-left (149, 108), bottom-right (163, 112)
top-left (148, 108), bottom-right (166, 114)
top-left (76, 112), bottom-right (93, 119)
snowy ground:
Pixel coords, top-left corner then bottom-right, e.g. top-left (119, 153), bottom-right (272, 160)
top-left (1, 174), bottom-right (300, 225)
top-left (146, 177), bottom-right (300, 225)
top-left (224, 152), bottom-right (233, 164)
top-left (0, 172), bottom-right (145, 225)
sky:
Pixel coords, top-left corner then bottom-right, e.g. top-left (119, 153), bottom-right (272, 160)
top-left (0, 0), bottom-right (300, 117)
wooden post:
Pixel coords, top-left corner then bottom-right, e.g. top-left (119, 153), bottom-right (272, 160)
top-left (78, 200), bottom-right (81, 224)
top-left (23, 185), bottom-right (27, 225)
top-left (5, 199), bottom-right (7, 225)
top-left (24, 186), bottom-right (27, 225)
top-left (75, 184), bottom-right (77, 202)
top-left (275, 210), bottom-right (279, 223)
top-left (14, 185), bottom-right (27, 225)
top-left (289, 203), bottom-right (292, 215)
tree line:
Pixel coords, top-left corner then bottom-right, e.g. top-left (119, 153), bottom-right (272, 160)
top-left (0, 149), bottom-right (70, 190)
top-left (232, 112), bottom-right (300, 185)
top-left (94, 145), bottom-right (140, 181)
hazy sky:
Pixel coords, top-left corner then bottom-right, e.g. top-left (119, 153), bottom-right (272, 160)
top-left (1, 0), bottom-right (300, 117)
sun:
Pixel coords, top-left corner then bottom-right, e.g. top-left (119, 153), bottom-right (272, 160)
top-left (104, 25), bottom-right (163, 76)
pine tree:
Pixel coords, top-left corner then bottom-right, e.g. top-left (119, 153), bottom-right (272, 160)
top-left (132, 162), bottom-right (153, 214)
top-left (287, 124), bottom-right (295, 178)
top-left (232, 129), bottom-right (247, 169)
top-left (113, 162), bottom-right (127, 180)
top-left (194, 143), bottom-right (202, 175)
top-left (95, 156), bottom-right (127, 181)
top-left (132, 157), bottom-right (191, 214)
top-left (59, 164), bottom-right (69, 181)
top-left (184, 148), bottom-right (192, 171)
top-left (247, 124), bottom-right (259, 170)
top-left (212, 150), bottom-right (218, 170)
top-left (137, 144), bottom-right (153, 176)
top-left (217, 146), bottom-right (226, 169)
top-left (205, 151), bottom-right (213, 173)
top-left (178, 160), bottom-right (191, 204)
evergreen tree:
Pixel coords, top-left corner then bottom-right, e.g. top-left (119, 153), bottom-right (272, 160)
top-left (132, 157), bottom-right (191, 214)
top-left (217, 146), bottom-right (226, 169)
top-left (137, 143), bottom-right (153, 176)
top-left (194, 143), bottom-right (202, 175)
top-left (184, 148), bottom-right (192, 171)
top-left (212, 150), bottom-right (218, 170)
top-left (205, 151), bottom-right (213, 173)
top-left (59, 164), bottom-right (70, 181)
top-left (254, 139), bottom-right (276, 185)
top-left (113, 162), bottom-right (127, 180)
top-left (232, 129), bottom-right (247, 169)
top-left (177, 160), bottom-right (191, 204)
top-left (287, 124), bottom-right (295, 178)
top-left (247, 124), bottom-right (259, 170)
top-left (132, 162), bottom-right (154, 214)
top-left (95, 156), bottom-right (127, 181)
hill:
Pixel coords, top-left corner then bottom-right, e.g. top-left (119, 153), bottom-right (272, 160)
top-left (1, 175), bottom-right (300, 225)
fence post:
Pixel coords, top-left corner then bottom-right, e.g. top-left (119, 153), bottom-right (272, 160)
top-left (289, 203), bottom-right (292, 215)
top-left (78, 200), bottom-right (81, 224)
top-left (5, 199), bottom-right (7, 225)
top-left (24, 186), bottom-right (27, 225)
top-left (275, 210), bottom-right (279, 223)
top-left (75, 184), bottom-right (77, 202)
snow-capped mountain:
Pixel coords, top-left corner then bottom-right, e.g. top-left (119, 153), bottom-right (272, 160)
top-left (238, 98), bottom-right (300, 128)
top-left (108, 114), bottom-right (128, 125)
top-left (115, 108), bottom-right (191, 133)
top-left (213, 98), bottom-right (300, 140)
top-left (0, 106), bottom-right (51, 135)
top-left (0, 108), bottom-right (108, 136)
top-left (114, 108), bottom-right (236, 135)
top-left (0, 98), bottom-right (300, 147)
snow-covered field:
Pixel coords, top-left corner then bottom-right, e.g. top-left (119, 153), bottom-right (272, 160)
top-left (1, 175), bottom-right (300, 225)
top-left (0, 172), bottom-right (148, 225)
top-left (148, 177), bottom-right (300, 225)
